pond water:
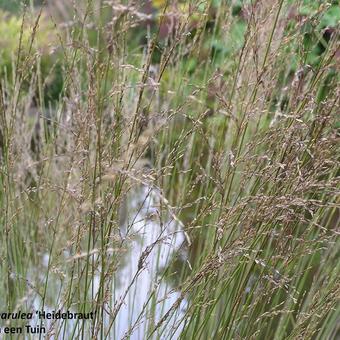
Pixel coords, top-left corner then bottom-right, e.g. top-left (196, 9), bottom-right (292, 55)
top-left (111, 185), bottom-right (188, 339)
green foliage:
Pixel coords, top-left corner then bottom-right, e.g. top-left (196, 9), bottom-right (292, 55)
top-left (320, 5), bottom-right (340, 27)
top-left (0, 10), bottom-right (63, 102)
top-left (0, 10), bottom-right (26, 66)
top-left (0, 0), bottom-right (22, 13)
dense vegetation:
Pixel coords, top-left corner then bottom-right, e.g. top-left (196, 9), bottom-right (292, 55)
top-left (0, 0), bottom-right (339, 339)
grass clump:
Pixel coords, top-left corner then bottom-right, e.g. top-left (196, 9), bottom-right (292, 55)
top-left (0, 0), bottom-right (339, 339)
